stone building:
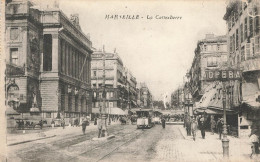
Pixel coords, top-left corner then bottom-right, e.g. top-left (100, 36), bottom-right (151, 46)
top-left (189, 34), bottom-right (228, 102)
top-left (91, 51), bottom-right (129, 112)
top-left (223, 0), bottom-right (260, 137)
top-left (125, 68), bottom-right (138, 108)
top-left (5, 0), bottom-right (93, 123)
top-left (137, 82), bottom-right (153, 108)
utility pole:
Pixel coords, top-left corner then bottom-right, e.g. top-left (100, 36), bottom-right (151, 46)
top-left (100, 46), bottom-right (108, 137)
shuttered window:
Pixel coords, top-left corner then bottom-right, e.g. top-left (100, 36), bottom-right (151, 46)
top-left (10, 48), bottom-right (18, 65)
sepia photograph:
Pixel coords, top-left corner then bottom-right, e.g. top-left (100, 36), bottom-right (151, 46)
top-left (1, 0), bottom-right (260, 161)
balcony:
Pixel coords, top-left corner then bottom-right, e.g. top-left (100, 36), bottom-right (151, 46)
top-left (241, 57), bottom-right (260, 72)
top-left (6, 63), bottom-right (25, 76)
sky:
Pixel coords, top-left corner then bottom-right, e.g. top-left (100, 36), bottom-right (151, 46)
top-left (35, 0), bottom-right (227, 100)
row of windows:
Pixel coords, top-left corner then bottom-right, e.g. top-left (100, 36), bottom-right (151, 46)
top-left (92, 101), bottom-right (114, 108)
top-left (93, 91), bottom-right (114, 98)
top-left (60, 39), bottom-right (90, 82)
top-left (229, 9), bottom-right (259, 53)
top-left (60, 94), bottom-right (88, 112)
top-left (201, 44), bottom-right (224, 52)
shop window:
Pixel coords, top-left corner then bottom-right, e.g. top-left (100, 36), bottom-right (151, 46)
top-left (43, 34), bottom-right (52, 71)
top-left (10, 28), bottom-right (19, 40)
top-left (46, 112), bottom-right (51, 118)
top-left (10, 48), bottom-right (18, 65)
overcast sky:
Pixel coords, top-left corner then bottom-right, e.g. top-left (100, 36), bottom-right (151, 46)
top-left (36, 0), bottom-right (227, 100)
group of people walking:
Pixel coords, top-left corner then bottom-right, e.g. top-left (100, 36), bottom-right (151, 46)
top-left (185, 115), bottom-right (224, 141)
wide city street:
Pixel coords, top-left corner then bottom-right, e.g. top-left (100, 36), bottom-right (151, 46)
top-left (7, 123), bottom-right (183, 162)
top-left (6, 122), bottom-right (254, 162)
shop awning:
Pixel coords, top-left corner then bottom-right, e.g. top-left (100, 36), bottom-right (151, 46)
top-left (194, 83), bottom-right (239, 115)
top-left (194, 107), bottom-right (236, 115)
top-left (194, 84), bottom-right (220, 110)
top-left (242, 82), bottom-right (260, 110)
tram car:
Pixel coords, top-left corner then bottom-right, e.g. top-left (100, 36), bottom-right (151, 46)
top-left (136, 109), bottom-right (153, 129)
top-left (152, 110), bottom-right (162, 124)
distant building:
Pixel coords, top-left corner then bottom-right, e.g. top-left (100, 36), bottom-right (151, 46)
top-left (189, 34), bottom-right (228, 102)
top-left (5, 0), bottom-right (93, 122)
top-left (91, 51), bottom-right (128, 111)
top-left (137, 82), bottom-right (152, 108)
top-left (125, 68), bottom-right (138, 108)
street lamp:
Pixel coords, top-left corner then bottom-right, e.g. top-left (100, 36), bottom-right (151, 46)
top-left (222, 81), bottom-right (229, 158)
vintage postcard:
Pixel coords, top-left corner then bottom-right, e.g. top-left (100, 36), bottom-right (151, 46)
top-left (1, 0), bottom-right (260, 161)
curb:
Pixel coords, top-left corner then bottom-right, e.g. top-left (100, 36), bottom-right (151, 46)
top-left (178, 127), bottom-right (187, 140)
top-left (8, 135), bottom-right (56, 146)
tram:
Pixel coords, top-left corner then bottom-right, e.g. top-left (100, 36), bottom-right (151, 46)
top-left (136, 109), bottom-right (153, 129)
top-left (152, 110), bottom-right (162, 124)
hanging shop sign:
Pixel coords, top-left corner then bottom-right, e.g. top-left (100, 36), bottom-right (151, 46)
top-left (204, 70), bottom-right (242, 81)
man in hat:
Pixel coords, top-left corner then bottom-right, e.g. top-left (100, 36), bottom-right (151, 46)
top-left (200, 116), bottom-right (206, 139)
top-left (191, 117), bottom-right (198, 141)
top-left (217, 118), bottom-right (224, 140)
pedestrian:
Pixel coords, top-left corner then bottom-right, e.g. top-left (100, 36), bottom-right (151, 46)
top-left (210, 116), bottom-right (216, 135)
top-left (51, 119), bottom-right (55, 129)
top-left (94, 117), bottom-right (97, 125)
top-left (39, 120), bottom-right (43, 129)
top-left (62, 118), bottom-right (65, 129)
top-left (82, 120), bottom-right (87, 135)
top-left (186, 116), bottom-right (191, 136)
top-left (217, 118), bottom-right (224, 140)
top-left (249, 122), bottom-right (260, 158)
top-left (161, 117), bottom-right (166, 129)
top-left (98, 118), bottom-right (102, 138)
top-left (191, 117), bottom-right (198, 141)
top-left (200, 117), bottom-right (206, 139)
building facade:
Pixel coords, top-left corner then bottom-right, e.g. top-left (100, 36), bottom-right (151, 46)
top-left (125, 68), bottom-right (138, 108)
top-left (91, 51), bottom-right (129, 110)
top-left (224, 0), bottom-right (260, 137)
top-left (5, 0), bottom-right (93, 123)
top-left (189, 34), bottom-right (228, 102)
top-left (137, 82), bottom-right (153, 108)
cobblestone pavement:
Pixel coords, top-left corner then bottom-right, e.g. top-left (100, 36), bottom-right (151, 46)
top-left (6, 123), bottom-right (259, 162)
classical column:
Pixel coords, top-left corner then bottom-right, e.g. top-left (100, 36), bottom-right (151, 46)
top-left (52, 34), bottom-right (59, 72)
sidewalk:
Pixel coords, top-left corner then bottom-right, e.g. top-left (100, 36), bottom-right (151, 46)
top-left (7, 121), bottom-right (121, 146)
top-left (178, 126), bottom-right (256, 162)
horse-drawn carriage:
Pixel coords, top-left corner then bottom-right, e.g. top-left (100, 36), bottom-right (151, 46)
top-left (15, 119), bottom-right (47, 129)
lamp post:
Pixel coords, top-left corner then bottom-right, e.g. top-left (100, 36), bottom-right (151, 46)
top-left (99, 46), bottom-right (108, 137)
top-left (222, 81), bottom-right (229, 158)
